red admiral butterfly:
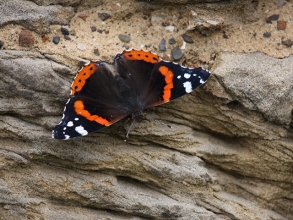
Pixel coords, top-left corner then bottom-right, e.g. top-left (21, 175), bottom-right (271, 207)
top-left (52, 49), bottom-right (211, 139)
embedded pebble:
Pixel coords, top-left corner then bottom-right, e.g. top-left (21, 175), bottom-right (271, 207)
top-left (77, 43), bottom-right (87, 51)
top-left (118, 34), bottom-right (131, 43)
top-left (281, 39), bottom-right (293, 47)
top-left (78, 14), bottom-right (88, 21)
top-left (125, 13), bottom-right (133, 19)
top-left (151, 12), bottom-right (167, 23)
top-left (169, 37), bottom-right (176, 44)
top-left (277, 0), bottom-right (286, 7)
top-left (0, 40), bottom-right (3, 49)
top-left (222, 31), bottom-right (228, 39)
top-left (70, 30), bottom-right (76, 36)
top-left (171, 46), bottom-right (183, 61)
top-left (263, 32), bottom-right (271, 38)
top-left (182, 34), bottom-right (194, 43)
top-left (53, 36), bottom-right (60, 44)
top-left (93, 48), bottom-right (100, 56)
top-left (90, 26), bottom-right (97, 32)
top-left (98, 13), bottom-right (111, 21)
top-left (145, 43), bottom-right (152, 48)
top-left (19, 30), bottom-right (34, 47)
top-left (159, 38), bottom-right (166, 51)
top-left (180, 42), bottom-right (186, 50)
top-left (277, 20), bottom-right (287, 30)
top-left (64, 35), bottom-right (71, 40)
top-left (267, 14), bottom-right (279, 23)
top-left (42, 35), bottom-right (49, 43)
top-left (162, 22), bottom-right (170, 27)
top-left (165, 26), bottom-right (175, 32)
top-left (61, 27), bottom-right (69, 35)
top-left (97, 29), bottom-right (103, 34)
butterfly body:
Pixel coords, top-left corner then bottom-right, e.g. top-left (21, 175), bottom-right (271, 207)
top-left (52, 49), bottom-right (211, 139)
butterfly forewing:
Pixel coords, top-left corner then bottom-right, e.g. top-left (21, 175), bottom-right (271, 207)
top-left (144, 61), bottom-right (211, 108)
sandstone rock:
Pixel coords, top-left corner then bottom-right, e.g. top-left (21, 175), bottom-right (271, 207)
top-left (0, 0), bottom-right (74, 34)
top-left (0, 0), bottom-right (292, 219)
top-left (0, 49), bottom-right (292, 219)
top-left (213, 52), bottom-right (293, 125)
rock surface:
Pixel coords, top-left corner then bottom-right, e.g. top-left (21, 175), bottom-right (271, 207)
top-left (0, 0), bottom-right (293, 220)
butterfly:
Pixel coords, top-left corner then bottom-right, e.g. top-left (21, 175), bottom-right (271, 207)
top-left (52, 49), bottom-right (211, 139)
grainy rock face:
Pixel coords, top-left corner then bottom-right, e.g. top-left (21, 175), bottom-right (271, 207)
top-left (0, 0), bottom-right (293, 220)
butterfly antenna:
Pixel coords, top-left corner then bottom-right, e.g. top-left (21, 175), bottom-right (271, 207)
top-left (124, 120), bottom-right (135, 141)
top-left (154, 119), bottom-right (172, 128)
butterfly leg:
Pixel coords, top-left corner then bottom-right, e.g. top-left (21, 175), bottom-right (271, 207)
top-left (124, 119), bottom-right (136, 141)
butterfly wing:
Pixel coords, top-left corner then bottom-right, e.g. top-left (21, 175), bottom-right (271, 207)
top-left (144, 61), bottom-right (211, 108)
top-left (115, 49), bottom-right (211, 109)
top-left (114, 49), bottom-right (163, 110)
top-left (53, 61), bottom-right (129, 139)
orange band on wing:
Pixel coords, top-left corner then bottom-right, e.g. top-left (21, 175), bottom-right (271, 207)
top-left (123, 50), bottom-right (161, 64)
top-left (158, 66), bottom-right (174, 101)
top-left (74, 100), bottom-right (111, 126)
top-left (71, 62), bottom-right (99, 95)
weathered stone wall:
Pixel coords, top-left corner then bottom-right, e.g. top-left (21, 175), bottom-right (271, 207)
top-left (0, 0), bottom-right (292, 219)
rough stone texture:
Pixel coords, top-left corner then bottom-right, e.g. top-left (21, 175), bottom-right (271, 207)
top-left (214, 52), bottom-right (293, 125)
top-left (0, 0), bottom-right (293, 219)
top-left (0, 0), bottom-right (75, 34)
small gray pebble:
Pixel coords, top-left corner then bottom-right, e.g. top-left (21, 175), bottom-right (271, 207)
top-left (118, 34), bottom-right (131, 43)
top-left (145, 43), bottom-right (152, 48)
top-left (53, 36), bottom-right (60, 44)
top-left (98, 13), bottom-right (111, 21)
top-left (90, 26), bottom-right (97, 32)
top-left (64, 35), bottom-right (71, 40)
top-left (159, 38), bottom-right (166, 51)
top-left (263, 32), bottom-right (271, 38)
top-left (182, 34), bottom-right (194, 43)
top-left (93, 48), bottom-right (100, 56)
top-left (267, 14), bottom-right (279, 22)
top-left (61, 27), bottom-right (70, 35)
top-left (77, 43), bottom-right (87, 51)
top-left (125, 13), bottom-right (133, 19)
top-left (171, 46), bottom-right (183, 61)
top-left (277, 0), bottom-right (286, 7)
top-left (169, 37), bottom-right (176, 45)
top-left (281, 39), bottom-right (293, 47)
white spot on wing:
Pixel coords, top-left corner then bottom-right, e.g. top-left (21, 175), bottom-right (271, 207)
top-left (177, 75), bottom-right (181, 79)
top-left (184, 73), bottom-right (191, 79)
top-left (198, 76), bottom-right (206, 84)
top-left (183, 81), bottom-right (192, 93)
top-left (75, 125), bottom-right (88, 136)
top-left (74, 118), bottom-right (79, 121)
top-left (64, 135), bottom-right (70, 139)
top-left (67, 121), bottom-right (74, 127)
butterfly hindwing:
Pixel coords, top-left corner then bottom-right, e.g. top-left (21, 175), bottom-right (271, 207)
top-left (114, 50), bottom-right (162, 107)
top-left (53, 97), bottom-right (103, 139)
